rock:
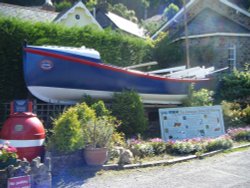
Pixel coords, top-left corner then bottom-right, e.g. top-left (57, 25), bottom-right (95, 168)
top-left (118, 148), bottom-right (134, 165)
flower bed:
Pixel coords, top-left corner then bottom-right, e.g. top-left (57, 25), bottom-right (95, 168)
top-left (127, 135), bottom-right (234, 158)
top-left (227, 127), bottom-right (250, 141)
top-left (0, 142), bottom-right (18, 169)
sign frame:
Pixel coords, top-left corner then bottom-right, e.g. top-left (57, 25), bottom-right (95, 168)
top-left (159, 105), bottom-right (225, 141)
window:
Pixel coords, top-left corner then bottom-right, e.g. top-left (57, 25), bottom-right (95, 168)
top-left (228, 44), bottom-right (237, 70)
top-left (75, 14), bottom-right (80, 20)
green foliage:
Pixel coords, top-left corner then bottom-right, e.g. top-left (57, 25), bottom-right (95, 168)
top-left (205, 136), bottom-right (233, 152)
top-left (91, 100), bottom-right (111, 117)
top-left (55, 0), bottom-right (72, 12)
top-left (49, 107), bottom-right (85, 154)
top-left (149, 138), bottom-right (166, 155)
top-left (218, 70), bottom-right (250, 104)
top-left (83, 116), bottom-right (118, 148)
top-left (48, 100), bottom-right (119, 153)
top-left (130, 142), bottom-right (154, 158)
top-left (109, 3), bottom-right (138, 23)
top-left (221, 101), bottom-right (246, 129)
top-left (154, 37), bottom-right (184, 68)
top-left (167, 141), bottom-right (199, 155)
top-left (0, 17), bottom-right (152, 106)
top-left (163, 3), bottom-right (179, 20)
top-left (74, 102), bottom-right (96, 124)
top-left (228, 127), bottom-right (250, 142)
top-left (243, 106), bottom-right (250, 124)
top-left (182, 85), bottom-right (214, 107)
top-left (111, 90), bottom-right (148, 136)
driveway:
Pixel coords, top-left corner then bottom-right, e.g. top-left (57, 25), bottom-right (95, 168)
top-left (53, 147), bottom-right (250, 188)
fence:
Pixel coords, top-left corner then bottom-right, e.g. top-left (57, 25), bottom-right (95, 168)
top-left (2, 100), bottom-right (71, 129)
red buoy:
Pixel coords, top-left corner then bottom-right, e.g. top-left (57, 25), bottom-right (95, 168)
top-left (0, 112), bottom-right (45, 161)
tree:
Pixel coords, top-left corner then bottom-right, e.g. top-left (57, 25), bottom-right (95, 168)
top-left (163, 3), bottom-right (179, 21)
top-left (111, 90), bottom-right (148, 137)
top-left (109, 3), bottom-right (138, 23)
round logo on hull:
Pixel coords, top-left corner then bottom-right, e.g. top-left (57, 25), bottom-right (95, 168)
top-left (40, 60), bottom-right (54, 70)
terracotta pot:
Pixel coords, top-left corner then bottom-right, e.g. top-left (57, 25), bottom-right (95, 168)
top-left (84, 147), bottom-right (108, 166)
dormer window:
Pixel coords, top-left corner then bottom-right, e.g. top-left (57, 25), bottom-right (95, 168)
top-left (75, 14), bottom-right (80, 20)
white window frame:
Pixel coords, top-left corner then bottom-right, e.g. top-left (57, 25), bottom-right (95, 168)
top-left (228, 44), bottom-right (237, 70)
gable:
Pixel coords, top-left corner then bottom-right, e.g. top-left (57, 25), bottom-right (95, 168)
top-left (54, 1), bottom-right (102, 29)
top-left (175, 8), bottom-right (250, 38)
top-left (57, 7), bottom-right (98, 28)
top-left (151, 0), bottom-right (250, 40)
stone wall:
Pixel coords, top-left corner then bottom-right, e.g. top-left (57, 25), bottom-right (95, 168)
top-left (0, 157), bottom-right (51, 188)
top-left (168, 0), bottom-right (250, 39)
top-left (175, 35), bottom-right (250, 70)
top-left (45, 149), bottom-right (85, 175)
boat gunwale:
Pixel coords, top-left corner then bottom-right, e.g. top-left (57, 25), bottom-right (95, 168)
top-left (24, 47), bottom-right (210, 83)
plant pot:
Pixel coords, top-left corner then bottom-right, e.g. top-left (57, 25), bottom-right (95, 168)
top-left (84, 147), bottom-right (108, 166)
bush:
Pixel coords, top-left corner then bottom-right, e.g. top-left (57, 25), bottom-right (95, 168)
top-left (149, 138), bottom-right (166, 155)
top-left (47, 101), bottom-right (118, 153)
top-left (227, 127), bottom-right (250, 141)
top-left (130, 141), bottom-right (154, 158)
top-left (111, 90), bottom-right (148, 136)
top-left (49, 107), bottom-right (85, 154)
top-left (183, 85), bottom-right (214, 107)
top-left (205, 136), bottom-right (233, 152)
top-left (218, 70), bottom-right (250, 105)
top-left (83, 116), bottom-right (118, 148)
top-left (55, 0), bottom-right (72, 12)
top-left (91, 100), bottom-right (111, 117)
top-left (221, 101), bottom-right (247, 128)
top-left (167, 140), bottom-right (198, 155)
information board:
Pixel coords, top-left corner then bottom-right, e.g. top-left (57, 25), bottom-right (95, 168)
top-left (159, 106), bottom-right (225, 141)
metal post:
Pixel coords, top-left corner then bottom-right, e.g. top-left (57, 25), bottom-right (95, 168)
top-left (183, 0), bottom-right (190, 68)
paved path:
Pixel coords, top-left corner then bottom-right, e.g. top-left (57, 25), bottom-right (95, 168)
top-left (53, 147), bottom-right (250, 188)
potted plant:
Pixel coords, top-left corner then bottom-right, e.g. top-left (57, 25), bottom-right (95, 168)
top-left (0, 141), bottom-right (18, 169)
top-left (83, 115), bottom-right (119, 166)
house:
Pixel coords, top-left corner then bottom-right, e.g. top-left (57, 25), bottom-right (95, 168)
top-left (0, 1), bottom-right (102, 29)
top-left (151, 0), bottom-right (250, 71)
top-left (95, 10), bottom-right (146, 38)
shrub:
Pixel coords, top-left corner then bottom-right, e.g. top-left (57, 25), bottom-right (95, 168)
top-left (218, 70), bottom-right (250, 105)
top-left (49, 107), bottom-right (85, 154)
top-left (243, 106), bottom-right (250, 125)
top-left (91, 100), bottom-right (111, 117)
top-left (167, 141), bottom-right (198, 155)
top-left (0, 142), bottom-right (18, 163)
top-left (149, 138), bottom-right (166, 155)
top-left (130, 142), bottom-right (154, 158)
top-left (74, 102), bottom-right (96, 124)
top-left (55, 0), bottom-right (72, 12)
top-left (83, 116), bottom-right (118, 148)
top-left (221, 101), bottom-right (247, 128)
top-left (110, 132), bottom-right (126, 147)
top-left (227, 127), bottom-right (250, 141)
top-left (183, 84), bottom-right (214, 107)
top-left (205, 136), bottom-right (233, 152)
top-left (112, 90), bottom-right (148, 136)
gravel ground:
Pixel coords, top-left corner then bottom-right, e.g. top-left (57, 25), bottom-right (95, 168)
top-left (53, 147), bottom-right (250, 188)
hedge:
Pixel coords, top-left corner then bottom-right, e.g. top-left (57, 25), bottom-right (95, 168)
top-left (0, 17), bottom-right (153, 104)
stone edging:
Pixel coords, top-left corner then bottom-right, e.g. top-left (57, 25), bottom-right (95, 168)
top-left (102, 143), bottom-right (250, 170)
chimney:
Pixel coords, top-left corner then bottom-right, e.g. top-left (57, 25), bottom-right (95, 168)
top-left (42, 0), bottom-right (55, 11)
